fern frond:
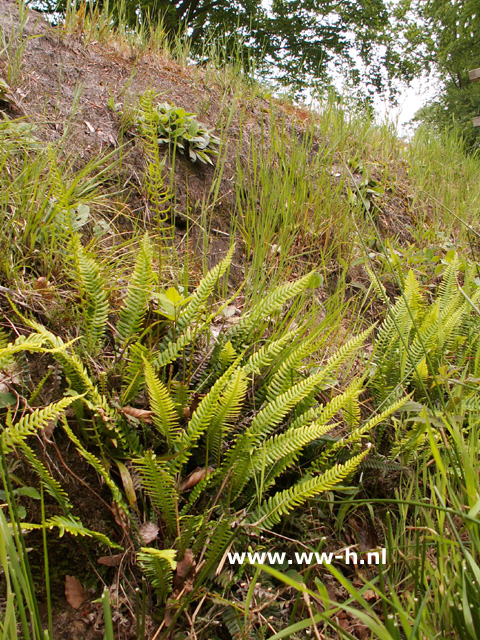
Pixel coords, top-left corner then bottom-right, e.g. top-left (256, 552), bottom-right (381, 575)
top-left (143, 359), bottom-right (180, 445)
top-left (137, 547), bottom-right (176, 603)
top-left (61, 417), bottom-right (129, 513)
top-left (1, 396), bottom-right (76, 453)
top-left (134, 451), bottom-right (178, 535)
top-left (265, 337), bottom-right (316, 402)
top-left (172, 362), bottom-right (239, 473)
top-left (121, 341), bottom-right (149, 404)
top-left (207, 367), bottom-right (248, 462)
top-left (173, 244), bottom-right (235, 336)
top-left (18, 442), bottom-right (72, 510)
top-left (117, 233), bottom-right (154, 346)
top-left (71, 234), bottom-right (109, 354)
top-left (241, 331), bottom-right (296, 376)
top-left (227, 271), bottom-right (320, 347)
top-left (250, 448), bottom-right (370, 529)
top-left (22, 515), bottom-right (122, 548)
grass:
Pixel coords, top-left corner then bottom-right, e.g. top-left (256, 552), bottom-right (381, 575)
top-left (1, 0), bottom-right (480, 638)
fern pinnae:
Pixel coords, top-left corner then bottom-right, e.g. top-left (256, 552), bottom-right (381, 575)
top-left (241, 330), bottom-right (297, 376)
top-left (207, 367), bottom-right (248, 462)
top-left (71, 234), bottom-right (109, 355)
top-left (227, 271), bottom-right (320, 346)
top-left (143, 358), bottom-right (180, 445)
top-left (172, 362), bottom-right (240, 473)
top-left (172, 244), bottom-right (235, 336)
top-left (265, 337), bottom-right (316, 402)
top-left (134, 451), bottom-right (178, 535)
top-left (1, 396), bottom-right (77, 453)
top-left (117, 233), bottom-right (154, 347)
top-left (249, 447), bottom-right (371, 529)
top-left (22, 515), bottom-right (122, 548)
top-left (18, 442), bottom-right (72, 510)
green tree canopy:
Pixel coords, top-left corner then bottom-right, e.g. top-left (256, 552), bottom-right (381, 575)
top-left (41, 0), bottom-right (404, 95)
top-left (397, 0), bottom-right (480, 149)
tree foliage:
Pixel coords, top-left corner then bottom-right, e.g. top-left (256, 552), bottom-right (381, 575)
top-left (45, 0), bottom-right (402, 95)
top-left (398, 0), bottom-right (480, 149)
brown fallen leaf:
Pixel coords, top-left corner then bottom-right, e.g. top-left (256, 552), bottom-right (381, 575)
top-left (98, 554), bottom-right (123, 567)
top-left (65, 575), bottom-right (87, 609)
top-left (139, 522), bottom-right (159, 544)
top-left (121, 406), bottom-right (154, 424)
top-left (178, 466), bottom-right (214, 492)
top-left (173, 549), bottom-right (196, 591)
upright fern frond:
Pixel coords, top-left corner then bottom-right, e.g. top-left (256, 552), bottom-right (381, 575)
top-left (143, 359), bottom-right (180, 445)
top-left (71, 234), bottom-right (109, 355)
top-left (137, 547), bottom-right (176, 603)
top-left (138, 90), bottom-right (171, 223)
top-left (172, 244), bottom-right (235, 336)
top-left (117, 234), bottom-right (154, 347)
top-left (134, 451), bottom-right (178, 535)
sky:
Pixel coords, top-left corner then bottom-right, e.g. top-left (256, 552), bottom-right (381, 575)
top-left (376, 74), bottom-right (439, 136)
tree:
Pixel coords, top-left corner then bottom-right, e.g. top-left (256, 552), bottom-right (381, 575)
top-left (397, 0), bottom-right (480, 149)
top-left (39, 0), bottom-right (402, 96)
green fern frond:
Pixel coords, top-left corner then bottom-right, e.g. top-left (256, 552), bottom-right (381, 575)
top-left (241, 331), bottom-right (296, 376)
top-left (1, 396), bottom-right (76, 453)
top-left (144, 359), bottom-right (180, 445)
top-left (117, 233), bottom-right (154, 346)
top-left (121, 341), bottom-right (149, 404)
top-left (61, 417), bottom-right (129, 513)
top-left (227, 271), bottom-right (320, 347)
top-left (330, 395), bottom-right (409, 454)
top-left (137, 547), bottom-right (176, 603)
top-left (207, 368), bottom-right (248, 462)
top-left (71, 234), bottom-right (109, 354)
top-left (22, 515), bottom-right (122, 548)
top-left (250, 448), bottom-right (370, 529)
top-left (265, 337), bottom-right (316, 402)
top-left (134, 451), bottom-right (178, 535)
top-left (172, 362), bottom-right (240, 473)
top-left (173, 244), bottom-right (235, 336)
top-left (18, 442), bottom-right (72, 510)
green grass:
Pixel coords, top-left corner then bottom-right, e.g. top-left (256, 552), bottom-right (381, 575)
top-left (1, 0), bottom-right (480, 638)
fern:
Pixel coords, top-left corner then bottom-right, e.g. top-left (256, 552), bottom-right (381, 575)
top-left (137, 547), bottom-right (176, 603)
top-left (250, 448), bottom-right (370, 529)
top-left (171, 244), bottom-right (235, 337)
top-left (138, 90), bottom-right (171, 223)
top-left (71, 234), bottom-right (109, 354)
top-left (134, 452), bottom-right (178, 535)
top-left (117, 233), bottom-right (154, 347)
top-left (22, 515), bottom-right (122, 548)
top-left (143, 358), bottom-right (180, 446)
top-left (1, 396), bottom-right (76, 453)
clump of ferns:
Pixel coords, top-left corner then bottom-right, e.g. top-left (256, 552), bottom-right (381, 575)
top-left (366, 253), bottom-right (480, 461)
top-left (0, 234), bottom-right (411, 622)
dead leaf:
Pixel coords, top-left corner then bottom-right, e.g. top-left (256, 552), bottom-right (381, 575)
top-left (179, 466), bottom-right (214, 492)
top-left (41, 419), bottom-right (57, 442)
top-left (65, 575), bottom-right (87, 609)
top-left (173, 549), bottom-right (195, 590)
top-left (139, 522), bottom-right (159, 544)
top-left (176, 549), bottom-right (195, 579)
top-left (98, 554), bottom-right (123, 567)
top-left (362, 589), bottom-right (377, 601)
top-left (121, 406), bottom-right (153, 423)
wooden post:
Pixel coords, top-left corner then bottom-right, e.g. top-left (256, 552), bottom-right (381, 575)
top-left (469, 68), bottom-right (480, 126)
top-left (468, 68), bottom-right (480, 82)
